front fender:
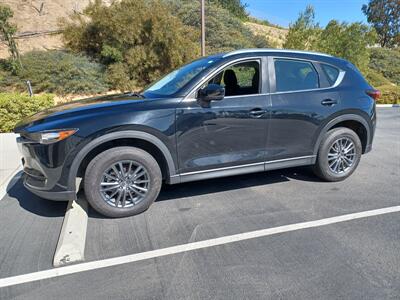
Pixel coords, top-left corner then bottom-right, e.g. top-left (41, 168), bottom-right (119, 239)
top-left (67, 130), bottom-right (178, 192)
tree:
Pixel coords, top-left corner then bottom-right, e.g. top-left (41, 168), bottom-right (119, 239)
top-left (60, 0), bottom-right (199, 90)
top-left (317, 21), bottom-right (377, 73)
top-left (209, 0), bottom-right (248, 20)
top-left (284, 6), bottom-right (377, 73)
top-left (167, 0), bottom-right (268, 55)
top-left (0, 4), bottom-right (21, 71)
top-left (283, 5), bottom-right (321, 50)
top-left (362, 0), bottom-right (399, 48)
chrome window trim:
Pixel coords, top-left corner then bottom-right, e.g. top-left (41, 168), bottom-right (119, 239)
top-left (184, 54), bottom-right (345, 100)
top-left (223, 48), bottom-right (332, 58)
top-left (184, 56), bottom-right (263, 101)
top-left (270, 56), bottom-right (346, 95)
top-left (222, 93), bottom-right (270, 99)
top-left (271, 70), bottom-right (345, 95)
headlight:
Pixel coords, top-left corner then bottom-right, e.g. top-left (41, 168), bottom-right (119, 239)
top-left (27, 129), bottom-right (78, 144)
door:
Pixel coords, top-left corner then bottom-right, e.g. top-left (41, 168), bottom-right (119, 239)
top-left (267, 57), bottom-right (342, 161)
top-left (176, 58), bottom-right (270, 174)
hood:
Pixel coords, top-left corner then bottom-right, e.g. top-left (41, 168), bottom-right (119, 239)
top-left (15, 93), bottom-right (146, 131)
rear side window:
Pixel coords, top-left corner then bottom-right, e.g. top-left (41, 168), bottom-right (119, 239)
top-left (321, 63), bottom-right (340, 85)
top-left (274, 59), bottom-right (319, 92)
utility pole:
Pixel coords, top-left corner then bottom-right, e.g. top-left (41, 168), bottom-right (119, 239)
top-left (201, 0), bottom-right (205, 56)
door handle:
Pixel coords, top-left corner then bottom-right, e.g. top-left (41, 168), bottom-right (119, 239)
top-left (321, 99), bottom-right (338, 106)
top-left (249, 108), bottom-right (265, 118)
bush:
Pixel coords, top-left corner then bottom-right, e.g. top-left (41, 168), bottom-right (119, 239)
top-left (284, 6), bottom-right (376, 73)
top-left (61, 0), bottom-right (199, 91)
top-left (376, 85), bottom-right (400, 104)
top-left (0, 51), bottom-right (109, 95)
top-left (210, 0), bottom-right (248, 20)
top-left (0, 93), bottom-right (54, 132)
top-left (369, 48), bottom-right (400, 85)
top-left (366, 69), bottom-right (392, 87)
top-left (168, 0), bottom-right (267, 54)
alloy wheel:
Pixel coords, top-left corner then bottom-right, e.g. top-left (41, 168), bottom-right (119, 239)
top-left (328, 137), bottom-right (356, 174)
top-left (99, 160), bottom-right (150, 208)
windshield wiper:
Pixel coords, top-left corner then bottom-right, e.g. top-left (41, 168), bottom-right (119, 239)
top-left (124, 91), bottom-right (145, 98)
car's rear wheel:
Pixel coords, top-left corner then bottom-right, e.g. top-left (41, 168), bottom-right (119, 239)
top-left (84, 146), bottom-right (162, 218)
top-left (313, 127), bottom-right (362, 182)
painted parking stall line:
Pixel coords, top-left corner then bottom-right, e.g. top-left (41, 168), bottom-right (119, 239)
top-left (0, 205), bottom-right (399, 289)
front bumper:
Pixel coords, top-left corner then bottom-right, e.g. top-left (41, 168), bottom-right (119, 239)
top-left (17, 137), bottom-right (75, 202)
top-left (23, 175), bottom-right (76, 201)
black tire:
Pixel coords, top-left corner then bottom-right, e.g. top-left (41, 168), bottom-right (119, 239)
top-left (84, 146), bottom-right (162, 218)
top-left (312, 127), bottom-right (362, 182)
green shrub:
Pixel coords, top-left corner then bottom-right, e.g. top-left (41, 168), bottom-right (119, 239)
top-left (366, 69), bottom-right (392, 87)
top-left (61, 0), bottom-right (199, 91)
top-left (369, 48), bottom-right (400, 85)
top-left (0, 93), bottom-right (54, 132)
top-left (168, 0), bottom-right (267, 55)
top-left (376, 84), bottom-right (400, 104)
top-left (210, 0), bottom-right (248, 20)
top-left (0, 51), bottom-right (109, 95)
top-left (284, 6), bottom-right (376, 73)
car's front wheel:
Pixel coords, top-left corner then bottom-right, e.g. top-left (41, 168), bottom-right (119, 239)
top-left (84, 146), bottom-right (162, 218)
top-left (313, 127), bottom-right (362, 182)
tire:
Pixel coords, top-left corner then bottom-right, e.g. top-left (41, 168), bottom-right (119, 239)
top-left (84, 146), bottom-right (162, 218)
top-left (312, 127), bottom-right (362, 182)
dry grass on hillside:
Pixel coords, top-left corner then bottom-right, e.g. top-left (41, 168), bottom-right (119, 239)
top-left (0, 0), bottom-right (96, 58)
top-left (244, 22), bottom-right (288, 48)
top-left (0, 1), bottom-right (288, 58)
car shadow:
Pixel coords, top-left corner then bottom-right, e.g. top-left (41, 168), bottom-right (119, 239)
top-left (6, 173), bottom-right (67, 217)
top-left (157, 166), bottom-right (322, 202)
top-left (88, 166), bottom-right (323, 219)
top-left (6, 167), bottom-right (322, 218)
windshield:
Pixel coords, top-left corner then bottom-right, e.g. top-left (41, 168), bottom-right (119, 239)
top-left (143, 56), bottom-right (222, 97)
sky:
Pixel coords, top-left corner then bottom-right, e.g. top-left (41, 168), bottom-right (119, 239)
top-left (245, 0), bottom-right (369, 28)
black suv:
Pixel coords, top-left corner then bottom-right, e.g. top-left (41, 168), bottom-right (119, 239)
top-left (15, 49), bottom-right (378, 217)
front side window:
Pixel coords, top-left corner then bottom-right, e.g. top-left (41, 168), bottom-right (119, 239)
top-left (208, 61), bottom-right (260, 96)
top-left (274, 59), bottom-right (319, 92)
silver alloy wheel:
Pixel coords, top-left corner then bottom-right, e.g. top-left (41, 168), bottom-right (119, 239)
top-left (328, 137), bottom-right (356, 174)
top-left (99, 160), bottom-right (150, 208)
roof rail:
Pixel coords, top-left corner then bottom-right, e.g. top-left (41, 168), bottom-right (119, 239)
top-left (223, 48), bottom-right (332, 58)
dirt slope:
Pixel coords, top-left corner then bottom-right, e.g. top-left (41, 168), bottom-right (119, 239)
top-left (0, 1), bottom-right (288, 58)
top-left (244, 22), bottom-right (288, 48)
top-left (0, 0), bottom-right (94, 58)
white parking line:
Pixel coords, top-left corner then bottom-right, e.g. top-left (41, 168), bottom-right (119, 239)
top-left (0, 205), bottom-right (399, 289)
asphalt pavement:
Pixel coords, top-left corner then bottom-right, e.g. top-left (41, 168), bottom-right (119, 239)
top-left (0, 108), bottom-right (399, 299)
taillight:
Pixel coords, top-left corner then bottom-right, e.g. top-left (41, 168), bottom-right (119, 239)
top-left (366, 89), bottom-right (381, 100)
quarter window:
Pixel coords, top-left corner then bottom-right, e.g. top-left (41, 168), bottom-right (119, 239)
top-left (321, 63), bottom-right (340, 85)
top-left (274, 59), bottom-right (319, 92)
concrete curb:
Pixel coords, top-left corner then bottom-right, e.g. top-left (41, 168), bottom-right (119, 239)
top-left (53, 181), bottom-right (89, 267)
top-left (0, 166), bottom-right (23, 200)
top-left (376, 104), bottom-right (400, 108)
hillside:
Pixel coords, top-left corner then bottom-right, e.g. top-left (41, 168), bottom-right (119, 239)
top-left (244, 22), bottom-right (288, 48)
top-left (0, 0), bottom-right (113, 58)
top-left (0, 0), bottom-right (288, 58)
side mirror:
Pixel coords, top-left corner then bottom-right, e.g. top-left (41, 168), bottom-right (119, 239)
top-left (198, 84), bottom-right (225, 102)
